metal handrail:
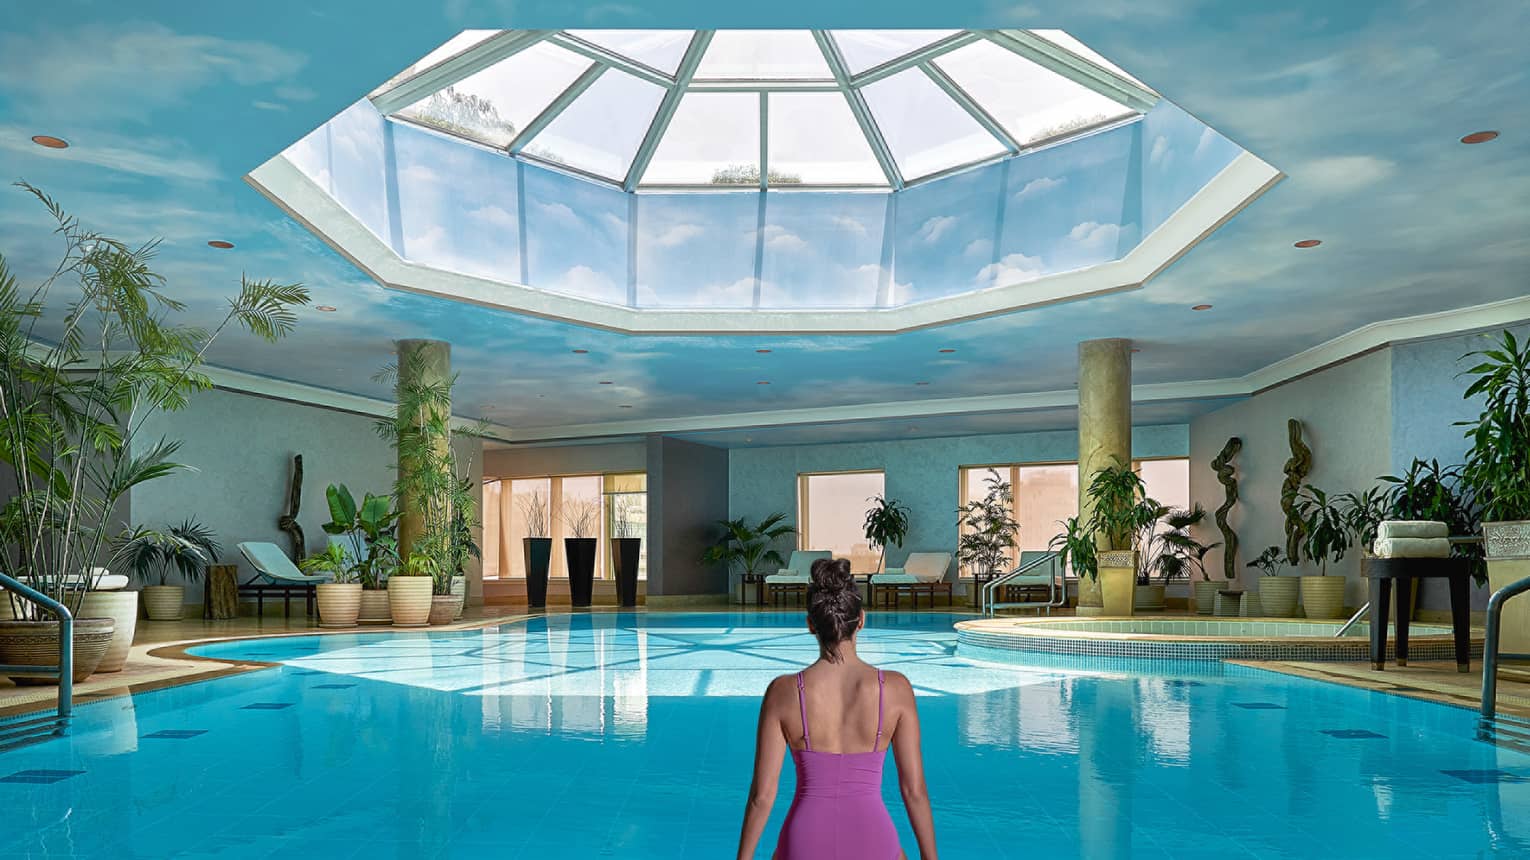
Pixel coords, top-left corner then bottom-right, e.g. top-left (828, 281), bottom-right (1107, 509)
top-left (0, 572), bottom-right (73, 722)
top-left (1336, 602), bottom-right (1371, 637)
top-left (1482, 573), bottom-right (1530, 719)
top-left (982, 553), bottom-right (1062, 616)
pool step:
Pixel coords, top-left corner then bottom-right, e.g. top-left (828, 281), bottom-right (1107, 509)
top-left (1478, 714), bottom-right (1530, 755)
top-left (0, 714), bottom-right (68, 753)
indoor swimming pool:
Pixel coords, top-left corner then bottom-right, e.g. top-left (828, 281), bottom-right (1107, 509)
top-left (4, 612), bottom-right (1528, 858)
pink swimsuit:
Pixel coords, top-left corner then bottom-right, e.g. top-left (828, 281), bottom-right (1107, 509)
top-left (775, 670), bottom-right (901, 859)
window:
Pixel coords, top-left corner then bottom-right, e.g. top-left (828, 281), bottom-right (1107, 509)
top-left (958, 458), bottom-right (1190, 576)
top-left (797, 471), bottom-right (886, 572)
top-left (481, 473), bottom-right (648, 580)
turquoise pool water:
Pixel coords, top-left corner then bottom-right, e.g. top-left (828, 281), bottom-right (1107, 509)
top-left (4, 611), bottom-right (1528, 858)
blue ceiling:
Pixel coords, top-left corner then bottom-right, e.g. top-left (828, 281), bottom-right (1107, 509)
top-left (2, 1), bottom-right (1527, 444)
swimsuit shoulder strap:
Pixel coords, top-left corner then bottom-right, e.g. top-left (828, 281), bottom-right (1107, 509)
top-left (873, 669), bottom-right (885, 752)
top-left (796, 672), bottom-right (812, 752)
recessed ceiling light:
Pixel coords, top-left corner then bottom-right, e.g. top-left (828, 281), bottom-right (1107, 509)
top-left (314, 305), bottom-right (337, 312)
top-left (1461, 130), bottom-right (1499, 144)
top-left (915, 381), bottom-right (930, 386)
top-left (207, 240), bottom-right (234, 249)
top-left (598, 380), bottom-right (613, 385)
top-left (1192, 304), bottom-right (1213, 311)
top-left (619, 405), bottom-right (632, 409)
top-left (938, 348), bottom-right (956, 354)
top-left (1130, 348), bottom-right (1141, 353)
top-left (757, 380), bottom-right (770, 385)
top-left (1293, 239), bottom-right (1322, 248)
top-left (31, 135), bottom-right (68, 149)
top-left (755, 348), bottom-right (772, 354)
top-left (572, 349), bottom-right (588, 354)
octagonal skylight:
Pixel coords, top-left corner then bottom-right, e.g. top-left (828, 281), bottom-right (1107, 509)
top-left (368, 29), bottom-right (1159, 190)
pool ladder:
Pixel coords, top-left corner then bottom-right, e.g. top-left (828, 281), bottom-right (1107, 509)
top-left (982, 553), bottom-right (1065, 616)
top-left (0, 572), bottom-right (73, 752)
top-left (1478, 572), bottom-right (1530, 752)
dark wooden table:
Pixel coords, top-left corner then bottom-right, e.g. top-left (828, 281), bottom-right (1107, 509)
top-left (1366, 556), bottom-right (1473, 672)
top-left (739, 572), bottom-right (768, 606)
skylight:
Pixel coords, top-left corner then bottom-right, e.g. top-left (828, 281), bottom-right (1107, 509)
top-left (376, 29), bottom-right (1156, 190)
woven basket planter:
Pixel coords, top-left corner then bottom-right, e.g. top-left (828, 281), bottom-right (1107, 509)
top-left (317, 583), bottom-right (362, 628)
top-left (428, 594), bottom-right (461, 626)
top-left (358, 589), bottom-right (392, 625)
top-left (0, 618), bottom-right (115, 685)
top-left (1300, 576), bottom-right (1347, 619)
top-left (388, 577), bottom-right (433, 628)
top-left (77, 590), bottom-right (138, 673)
top-left (141, 585), bottom-right (185, 621)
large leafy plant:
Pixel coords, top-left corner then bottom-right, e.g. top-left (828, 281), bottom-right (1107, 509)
top-left (1142, 504), bottom-right (1221, 583)
top-left (299, 542), bottom-right (354, 584)
top-left (0, 185), bottom-right (306, 618)
top-left (1293, 485), bottom-right (1351, 575)
top-left (1083, 459), bottom-right (1156, 553)
top-left (320, 484), bottom-right (398, 589)
top-left (1458, 330), bottom-right (1530, 523)
top-left (956, 469), bottom-right (1019, 580)
top-left (862, 494), bottom-right (911, 574)
top-left (112, 519), bottom-right (221, 588)
top-left (1049, 515), bottom-right (1097, 581)
top-left (701, 513), bottom-right (795, 577)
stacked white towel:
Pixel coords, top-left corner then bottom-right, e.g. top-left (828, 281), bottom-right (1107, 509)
top-left (1373, 521), bottom-right (1451, 558)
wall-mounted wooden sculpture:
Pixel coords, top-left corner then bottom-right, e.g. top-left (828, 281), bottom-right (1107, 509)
top-left (278, 453), bottom-right (306, 561)
top-left (1280, 419), bottom-right (1312, 562)
top-left (1211, 436), bottom-right (1243, 579)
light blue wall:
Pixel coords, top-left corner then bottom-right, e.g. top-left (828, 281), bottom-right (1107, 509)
top-left (1390, 324), bottom-right (1530, 473)
top-left (728, 425), bottom-right (1188, 569)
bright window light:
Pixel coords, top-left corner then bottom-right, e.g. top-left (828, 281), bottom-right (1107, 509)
top-left (528, 68), bottom-right (665, 180)
top-left (397, 42), bottom-right (592, 147)
top-left (641, 92), bottom-right (761, 185)
top-left (767, 92), bottom-right (886, 185)
top-left (859, 67), bottom-right (1006, 180)
top-left (693, 30), bottom-right (833, 80)
top-left (564, 29), bottom-right (693, 75)
top-left (828, 30), bottom-right (959, 74)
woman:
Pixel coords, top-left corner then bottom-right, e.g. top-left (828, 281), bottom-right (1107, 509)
top-left (736, 558), bottom-right (938, 860)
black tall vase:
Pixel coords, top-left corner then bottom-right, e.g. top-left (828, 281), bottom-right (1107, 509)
top-left (565, 537), bottom-right (597, 607)
top-left (613, 538), bottom-right (641, 607)
top-left (523, 537), bottom-right (552, 608)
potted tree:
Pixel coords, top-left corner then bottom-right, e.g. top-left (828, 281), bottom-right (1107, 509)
top-left (116, 521), bottom-right (220, 622)
top-left (449, 476), bottom-right (480, 619)
top-left (520, 488), bottom-right (553, 608)
top-left (321, 484), bottom-right (399, 624)
top-left (1050, 515), bottom-right (1097, 600)
top-left (610, 494), bottom-right (644, 608)
top-left (1083, 460), bottom-right (1157, 616)
top-left (1459, 331), bottom-right (1530, 651)
top-left (301, 543), bottom-right (361, 627)
top-left (0, 185), bottom-right (306, 683)
top-left (863, 495), bottom-right (912, 574)
top-left (702, 513), bottom-right (796, 600)
top-left (957, 470), bottom-right (1020, 610)
top-left (1142, 504), bottom-right (1219, 614)
top-left (1293, 485), bottom-right (1352, 619)
top-left (1248, 546), bottom-right (1298, 617)
top-left (562, 497), bottom-right (601, 608)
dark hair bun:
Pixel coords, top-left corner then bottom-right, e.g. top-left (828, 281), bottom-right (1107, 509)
top-left (807, 557), bottom-right (861, 662)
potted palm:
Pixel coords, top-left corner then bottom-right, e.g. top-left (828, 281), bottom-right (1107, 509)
top-left (0, 185), bottom-right (306, 683)
top-left (702, 513), bottom-right (796, 597)
top-left (448, 476), bottom-right (480, 619)
top-left (956, 469), bottom-right (1019, 609)
top-left (321, 484), bottom-right (399, 624)
top-left (1293, 485), bottom-right (1352, 618)
top-left (1050, 515), bottom-right (1097, 595)
top-left (610, 494), bottom-right (644, 608)
top-left (1458, 331), bottom-right (1530, 651)
top-left (1142, 504), bottom-right (1219, 614)
top-left (863, 495), bottom-right (912, 574)
top-left (116, 521), bottom-right (220, 622)
top-left (562, 498), bottom-right (601, 608)
top-left (521, 488), bottom-right (553, 608)
top-left (1083, 460), bottom-right (1156, 616)
top-left (301, 543), bottom-right (361, 627)
top-left (1248, 545), bottom-right (1298, 617)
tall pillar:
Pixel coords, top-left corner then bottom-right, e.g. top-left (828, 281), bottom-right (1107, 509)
top-left (1077, 338), bottom-right (1132, 613)
top-left (396, 338), bottom-right (451, 563)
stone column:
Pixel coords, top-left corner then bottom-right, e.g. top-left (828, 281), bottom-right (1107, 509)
top-left (396, 338), bottom-right (451, 563)
top-left (1076, 338), bottom-right (1132, 614)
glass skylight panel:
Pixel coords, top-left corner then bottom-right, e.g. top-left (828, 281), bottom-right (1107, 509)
top-left (934, 40), bottom-right (1136, 147)
top-left (527, 69), bottom-right (665, 181)
top-left (693, 30), bottom-right (833, 80)
top-left (1028, 30), bottom-right (1152, 90)
top-left (828, 30), bottom-right (960, 74)
top-left (564, 30), bottom-right (692, 75)
top-left (641, 93), bottom-right (761, 185)
top-left (397, 42), bottom-right (592, 147)
top-left (859, 68), bottom-right (1006, 180)
top-left (372, 30), bottom-right (501, 96)
top-left (767, 93), bottom-right (886, 185)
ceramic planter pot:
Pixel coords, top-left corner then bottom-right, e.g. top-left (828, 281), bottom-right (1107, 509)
top-left (1258, 577), bottom-right (1300, 617)
top-left (358, 588), bottom-right (392, 624)
top-left (1097, 552), bottom-right (1136, 616)
top-left (1214, 590), bottom-right (1242, 617)
top-left (1076, 575), bottom-right (1104, 616)
top-left (451, 575), bottom-right (467, 620)
top-left (1133, 584), bottom-right (1166, 612)
top-left (0, 617), bottom-right (115, 685)
top-left (565, 537), bottom-right (598, 608)
top-left (388, 576), bottom-right (433, 627)
top-left (1239, 592), bottom-right (1263, 617)
top-left (141, 585), bottom-right (185, 621)
top-left (1192, 581), bottom-right (1220, 615)
top-left (1484, 521), bottom-right (1530, 654)
top-left (317, 582), bottom-right (362, 628)
top-left (78, 590), bottom-right (138, 673)
top-left (1300, 576), bottom-right (1347, 619)
top-left (613, 538), bottom-right (641, 608)
top-left (428, 594), bottom-right (460, 626)
top-left (524, 537), bottom-right (552, 608)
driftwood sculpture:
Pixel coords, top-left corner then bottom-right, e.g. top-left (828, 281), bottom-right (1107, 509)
top-left (1211, 436), bottom-right (1242, 580)
top-left (278, 453), bottom-right (306, 562)
top-left (1280, 420), bottom-right (1312, 561)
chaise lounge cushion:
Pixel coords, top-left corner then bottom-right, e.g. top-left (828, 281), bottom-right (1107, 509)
top-left (871, 552), bottom-right (952, 585)
top-left (764, 550), bottom-right (832, 585)
top-left (237, 541), bottom-right (331, 585)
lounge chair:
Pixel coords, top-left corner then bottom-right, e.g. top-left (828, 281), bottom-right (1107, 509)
top-left (870, 552), bottom-right (953, 610)
top-left (982, 551), bottom-right (1066, 615)
top-left (237, 541), bottom-right (331, 618)
top-left (764, 550), bottom-right (832, 605)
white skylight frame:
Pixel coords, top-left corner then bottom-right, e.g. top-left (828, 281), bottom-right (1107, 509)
top-left (368, 29), bottom-right (1159, 191)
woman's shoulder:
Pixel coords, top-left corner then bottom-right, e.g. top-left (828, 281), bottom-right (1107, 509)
top-left (876, 669), bottom-right (915, 698)
top-left (763, 673), bottom-right (799, 701)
